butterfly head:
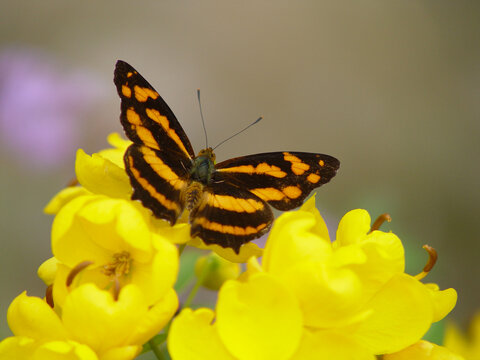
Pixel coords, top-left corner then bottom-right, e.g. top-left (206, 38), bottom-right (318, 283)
top-left (197, 147), bottom-right (216, 163)
top-left (191, 147), bottom-right (216, 184)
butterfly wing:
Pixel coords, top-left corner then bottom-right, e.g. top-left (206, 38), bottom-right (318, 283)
top-left (190, 181), bottom-right (273, 253)
top-left (215, 152), bottom-right (340, 210)
top-left (114, 61), bottom-right (195, 224)
top-left (114, 60), bottom-right (195, 159)
top-left (124, 144), bottom-right (191, 225)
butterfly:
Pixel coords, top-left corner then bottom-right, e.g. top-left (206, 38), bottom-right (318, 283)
top-left (114, 60), bottom-right (340, 253)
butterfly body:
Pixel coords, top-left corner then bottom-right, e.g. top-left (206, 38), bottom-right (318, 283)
top-left (114, 60), bottom-right (340, 253)
top-left (190, 148), bottom-right (216, 184)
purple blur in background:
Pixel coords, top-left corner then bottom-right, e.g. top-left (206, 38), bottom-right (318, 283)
top-left (0, 48), bottom-right (102, 170)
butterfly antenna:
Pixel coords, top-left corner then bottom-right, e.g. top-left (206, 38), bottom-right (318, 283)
top-left (213, 116), bottom-right (263, 151)
top-left (197, 89), bottom-right (209, 148)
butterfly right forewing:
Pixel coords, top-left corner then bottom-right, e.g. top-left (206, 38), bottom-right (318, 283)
top-left (215, 151), bottom-right (340, 211)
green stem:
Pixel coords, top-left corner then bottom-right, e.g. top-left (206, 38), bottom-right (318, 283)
top-left (149, 339), bottom-right (165, 360)
top-left (178, 243), bottom-right (186, 256)
top-left (182, 256), bottom-right (213, 309)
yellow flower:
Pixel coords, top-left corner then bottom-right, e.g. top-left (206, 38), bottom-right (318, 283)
top-left (384, 340), bottom-right (465, 360)
top-left (44, 133), bottom-right (263, 262)
top-left (50, 193), bottom-right (181, 307)
top-left (168, 196), bottom-right (458, 359)
top-left (0, 284), bottom-right (177, 360)
top-left (44, 133), bottom-right (131, 215)
top-left (444, 312), bottom-right (480, 360)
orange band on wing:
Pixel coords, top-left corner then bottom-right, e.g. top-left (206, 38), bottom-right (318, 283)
top-left (146, 108), bottom-right (190, 157)
top-left (127, 155), bottom-right (180, 212)
top-left (195, 217), bottom-right (268, 236)
top-left (134, 86), bottom-right (159, 102)
top-left (208, 194), bottom-right (264, 213)
top-left (219, 163), bottom-right (287, 178)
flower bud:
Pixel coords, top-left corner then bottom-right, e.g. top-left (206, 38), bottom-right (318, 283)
top-left (194, 253), bottom-right (240, 290)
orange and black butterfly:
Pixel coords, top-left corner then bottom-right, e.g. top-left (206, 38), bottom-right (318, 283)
top-left (114, 60), bottom-right (340, 253)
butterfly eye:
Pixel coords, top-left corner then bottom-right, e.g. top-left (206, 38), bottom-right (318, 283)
top-left (197, 148), bottom-right (215, 162)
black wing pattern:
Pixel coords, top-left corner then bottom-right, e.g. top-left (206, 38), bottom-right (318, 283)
top-left (115, 61), bottom-right (195, 224)
top-left (114, 60), bottom-right (195, 160)
top-left (215, 151), bottom-right (340, 210)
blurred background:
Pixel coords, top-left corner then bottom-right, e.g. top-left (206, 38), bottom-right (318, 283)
top-left (0, 0), bottom-right (478, 343)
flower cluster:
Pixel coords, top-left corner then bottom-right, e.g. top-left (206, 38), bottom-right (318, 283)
top-left (168, 197), bottom-right (460, 360)
top-left (0, 134), bottom-right (466, 359)
top-left (0, 135), bottom-right (182, 359)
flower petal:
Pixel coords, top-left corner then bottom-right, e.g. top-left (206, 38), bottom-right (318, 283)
top-left (337, 231), bottom-right (405, 299)
top-left (291, 329), bottom-right (375, 360)
top-left (101, 346), bottom-right (141, 360)
top-left (168, 308), bottom-right (235, 360)
top-left (44, 186), bottom-right (90, 215)
top-left (126, 288), bottom-right (179, 345)
top-left (51, 196), bottom-right (116, 267)
top-left (383, 340), bottom-right (465, 360)
top-left (346, 274), bottom-right (433, 354)
top-left (129, 238), bottom-right (178, 304)
top-left (188, 238), bottom-right (263, 263)
top-left (35, 341), bottom-right (99, 360)
top-left (62, 284), bottom-right (147, 354)
top-left (7, 292), bottom-right (66, 341)
top-left (106, 132), bottom-right (131, 150)
top-left (37, 257), bottom-right (59, 286)
top-left (299, 195), bottom-right (331, 241)
top-left (283, 261), bottom-right (367, 328)
top-left (99, 133), bottom-right (131, 168)
top-left (0, 336), bottom-right (36, 360)
top-left (154, 222), bottom-right (192, 245)
top-left (424, 284), bottom-right (457, 323)
top-left (336, 209), bottom-right (371, 246)
top-left (216, 273), bottom-right (303, 360)
top-left (443, 312), bottom-right (480, 359)
top-left (263, 211), bottom-right (332, 276)
top-left (52, 196), bottom-right (157, 267)
top-left (52, 264), bottom-right (110, 308)
top-left (75, 149), bottom-right (131, 198)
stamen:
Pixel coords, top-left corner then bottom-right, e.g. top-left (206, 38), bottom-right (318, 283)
top-left (113, 277), bottom-right (120, 301)
top-left (67, 178), bottom-right (79, 187)
top-left (66, 261), bottom-right (94, 287)
top-left (369, 213), bottom-right (392, 233)
top-left (414, 245), bottom-right (438, 280)
top-left (103, 251), bottom-right (132, 277)
top-left (46, 285), bottom-right (54, 308)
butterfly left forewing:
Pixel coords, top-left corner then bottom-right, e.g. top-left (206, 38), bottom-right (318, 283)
top-left (114, 60), bottom-right (195, 159)
top-left (215, 151), bottom-right (340, 211)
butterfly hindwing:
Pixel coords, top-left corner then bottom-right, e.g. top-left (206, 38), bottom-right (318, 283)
top-left (215, 152), bottom-right (340, 211)
top-left (190, 181), bottom-right (273, 253)
top-left (114, 60), bottom-right (195, 160)
top-left (124, 144), bottom-right (191, 225)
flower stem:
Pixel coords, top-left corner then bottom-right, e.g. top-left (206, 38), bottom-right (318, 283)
top-left (182, 256), bottom-right (214, 309)
top-left (178, 243), bottom-right (186, 256)
top-left (149, 339), bottom-right (166, 360)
